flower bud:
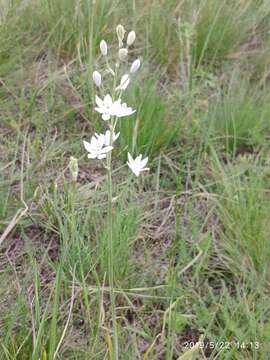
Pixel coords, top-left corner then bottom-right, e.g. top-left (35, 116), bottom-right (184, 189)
top-left (118, 48), bottom-right (128, 61)
top-left (54, 181), bottom-right (58, 192)
top-left (116, 24), bottom-right (125, 47)
top-left (100, 40), bottom-right (107, 56)
top-left (116, 74), bottom-right (130, 91)
top-left (92, 70), bottom-right (101, 87)
top-left (127, 31), bottom-right (136, 46)
top-left (68, 156), bottom-right (79, 182)
top-left (130, 58), bottom-right (141, 73)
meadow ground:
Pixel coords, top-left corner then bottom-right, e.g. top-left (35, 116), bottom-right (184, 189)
top-left (1, 0), bottom-right (270, 359)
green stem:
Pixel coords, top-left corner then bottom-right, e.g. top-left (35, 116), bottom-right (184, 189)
top-left (106, 122), bottom-right (119, 360)
top-left (88, 0), bottom-right (95, 111)
top-left (104, 62), bottom-right (119, 359)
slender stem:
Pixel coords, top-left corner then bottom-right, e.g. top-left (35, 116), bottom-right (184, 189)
top-left (89, 0), bottom-right (95, 109)
top-left (106, 63), bottom-right (119, 359)
top-left (106, 123), bottom-right (118, 360)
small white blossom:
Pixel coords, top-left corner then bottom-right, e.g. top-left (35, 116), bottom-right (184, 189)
top-left (127, 153), bottom-right (149, 177)
top-left (92, 71), bottom-right (101, 87)
top-left (118, 48), bottom-right (128, 61)
top-left (115, 74), bottom-right (130, 91)
top-left (130, 59), bottom-right (141, 73)
top-left (83, 134), bottom-right (113, 160)
top-left (127, 31), bottom-right (136, 46)
top-left (112, 100), bottom-right (136, 118)
top-left (95, 94), bottom-right (114, 121)
top-left (100, 40), bottom-right (108, 56)
top-left (95, 94), bottom-right (136, 120)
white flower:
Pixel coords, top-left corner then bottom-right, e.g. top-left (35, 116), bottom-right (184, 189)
top-left (130, 59), bottom-right (141, 73)
top-left (127, 153), bottom-right (149, 177)
top-left (115, 74), bottom-right (130, 91)
top-left (95, 94), bottom-right (114, 121)
top-left (127, 31), bottom-right (136, 46)
top-left (83, 134), bottom-right (113, 160)
top-left (95, 94), bottom-right (136, 120)
top-left (100, 40), bottom-right (107, 56)
top-left (92, 71), bottom-right (101, 87)
top-left (118, 48), bottom-right (128, 61)
top-left (112, 100), bottom-right (136, 118)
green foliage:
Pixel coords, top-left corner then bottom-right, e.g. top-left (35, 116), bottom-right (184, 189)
top-left (206, 80), bottom-right (270, 154)
top-left (119, 77), bottom-right (181, 157)
top-left (1, 0), bottom-right (270, 358)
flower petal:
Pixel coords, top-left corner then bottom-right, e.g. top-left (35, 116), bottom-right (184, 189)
top-left (101, 145), bottom-right (114, 153)
top-left (127, 152), bottom-right (134, 165)
top-left (102, 113), bottom-right (111, 121)
top-left (140, 157), bottom-right (148, 168)
top-left (104, 94), bottom-right (112, 106)
top-left (95, 95), bottom-right (104, 107)
top-left (83, 140), bottom-right (93, 153)
top-left (95, 107), bottom-right (104, 114)
top-left (97, 154), bottom-right (107, 159)
top-left (114, 132), bottom-right (120, 141)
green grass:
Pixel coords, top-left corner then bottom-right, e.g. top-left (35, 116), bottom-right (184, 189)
top-left (204, 78), bottom-right (270, 155)
top-left (1, 0), bottom-right (270, 359)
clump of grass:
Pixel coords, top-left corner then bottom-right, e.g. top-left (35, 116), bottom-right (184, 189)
top-left (119, 76), bottom-right (181, 158)
top-left (212, 156), bottom-right (270, 275)
top-left (41, 0), bottom-right (118, 57)
top-left (139, 0), bottom-right (180, 69)
top-left (191, 0), bottom-right (268, 67)
top-left (205, 79), bottom-right (270, 155)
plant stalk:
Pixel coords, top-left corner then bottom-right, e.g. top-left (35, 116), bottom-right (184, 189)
top-left (106, 121), bottom-right (119, 360)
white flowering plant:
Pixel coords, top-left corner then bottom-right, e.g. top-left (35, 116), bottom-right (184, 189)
top-left (82, 24), bottom-right (149, 359)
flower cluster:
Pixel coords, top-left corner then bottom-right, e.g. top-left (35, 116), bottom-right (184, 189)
top-left (83, 24), bottom-right (149, 177)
